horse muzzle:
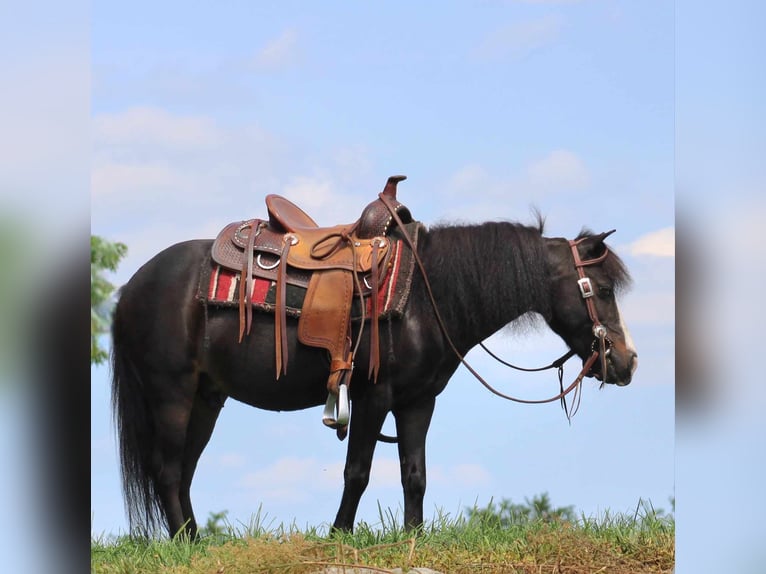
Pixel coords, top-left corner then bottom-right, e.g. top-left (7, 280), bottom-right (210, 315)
top-left (613, 355), bottom-right (639, 386)
top-left (588, 349), bottom-right (637, 386)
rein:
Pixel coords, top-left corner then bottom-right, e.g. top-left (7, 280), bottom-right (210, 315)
top-left (479, 343), bottom-right (575, 373)
top-left (478, 343), bottom-right (581, 417)
top-left (378, 193), bottom-right (610, 420)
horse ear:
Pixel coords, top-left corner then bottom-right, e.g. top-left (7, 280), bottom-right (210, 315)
top-left (580, 230), bottom-right (615, 258)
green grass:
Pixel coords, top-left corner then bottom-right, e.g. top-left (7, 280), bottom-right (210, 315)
top-left (91, 501), bottom-right (674, 574)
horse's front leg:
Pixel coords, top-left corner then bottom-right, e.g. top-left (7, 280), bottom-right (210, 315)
top-left (332, 390), bottom-right (390, 532)
top-left (393, 396), bottom-right (436, 530)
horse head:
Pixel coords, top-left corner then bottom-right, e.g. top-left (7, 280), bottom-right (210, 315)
top-left (545, 230), bottom-right (638, 386)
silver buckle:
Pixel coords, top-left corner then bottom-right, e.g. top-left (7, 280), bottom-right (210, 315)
top-left (578, 277), bottom-right (594, 299)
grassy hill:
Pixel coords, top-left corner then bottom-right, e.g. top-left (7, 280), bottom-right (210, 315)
top-left (92, 500), bottom-right (674, 573)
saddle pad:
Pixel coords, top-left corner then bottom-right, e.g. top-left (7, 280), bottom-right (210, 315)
top-left (206, 266), bottom-right (305, 317)
top-left (199, 226), bottom-right (421, 320)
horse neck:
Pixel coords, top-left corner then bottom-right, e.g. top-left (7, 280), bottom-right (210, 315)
top-left (418, 222), bottom-right (552, 351)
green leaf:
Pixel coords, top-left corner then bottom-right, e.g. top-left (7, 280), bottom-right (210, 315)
top-left (91, 235), bottom-right (127, 364)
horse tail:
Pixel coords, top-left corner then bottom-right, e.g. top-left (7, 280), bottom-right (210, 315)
top-left (377, 433), bottom-right (398, 443)
top-left (110, 299), bottom-right (164, 536)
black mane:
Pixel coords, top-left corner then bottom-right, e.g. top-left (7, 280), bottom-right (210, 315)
top-left (417, 220), bottom-right (552, 337)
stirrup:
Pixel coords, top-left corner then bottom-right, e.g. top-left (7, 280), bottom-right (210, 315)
top-left (322, 383), bottom-right (349, 428)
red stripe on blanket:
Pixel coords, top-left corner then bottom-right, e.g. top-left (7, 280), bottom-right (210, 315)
top-left (251, 276), bottom-right (271, 304)
top-left (209, 267), bottom-right (273, 305)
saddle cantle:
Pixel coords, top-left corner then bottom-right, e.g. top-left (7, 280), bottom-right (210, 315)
top-left (210, 176), bottom-right (414, 424)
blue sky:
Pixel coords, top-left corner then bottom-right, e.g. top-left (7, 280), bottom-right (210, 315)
top-left (6, 2), bottom-right (766, 573)
top-left (90, 0), bottom-right (675, 539)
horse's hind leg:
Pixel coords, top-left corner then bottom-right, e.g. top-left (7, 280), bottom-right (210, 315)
top-left (179, 378), bottom-right (226, 538)
top-left (150, 372), bottom-right (198, 538)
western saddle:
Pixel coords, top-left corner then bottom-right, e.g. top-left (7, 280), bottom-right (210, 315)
top-left (210, 175), bottom-right (413, 428)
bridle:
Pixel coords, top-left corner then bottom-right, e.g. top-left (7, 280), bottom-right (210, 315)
top-left (379, 193), bottom-right (615, 420)
top-left (480, 236), bottom-right (614, 389)
top-left (568, 234), bottom-right (614, 386)
top-left (474, 238), bottom-right (615, 419)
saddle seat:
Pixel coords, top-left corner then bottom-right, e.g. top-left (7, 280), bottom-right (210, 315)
top-left (265, 195), bottom-right (319, 232)
top-left (210, 176), bottom-right (414, 427)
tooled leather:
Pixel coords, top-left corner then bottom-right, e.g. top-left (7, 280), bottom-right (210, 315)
top-left (298, 269), bottom-right (353, 350)
top-left (213, 220), bottom-right (392, 274)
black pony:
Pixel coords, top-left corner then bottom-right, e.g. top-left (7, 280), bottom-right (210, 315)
top-left (111, 215), bottom-right (637, 537)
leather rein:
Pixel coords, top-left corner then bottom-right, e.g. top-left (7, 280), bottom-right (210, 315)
top-left (378, 193), bottom-right (613, 420)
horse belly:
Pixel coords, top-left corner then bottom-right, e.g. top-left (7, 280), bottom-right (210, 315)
top-left (201, 313), bottom-right (330, 411)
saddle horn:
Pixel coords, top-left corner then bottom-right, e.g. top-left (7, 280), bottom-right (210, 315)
top-left (382, 175), bottom-right (407, 198)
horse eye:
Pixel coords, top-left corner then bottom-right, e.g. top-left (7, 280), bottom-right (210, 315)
top-left (598, 286), bottom-right (614, 299)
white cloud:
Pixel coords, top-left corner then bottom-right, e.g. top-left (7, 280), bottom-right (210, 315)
top-left (437, 149), bottom-right (590, 222)
top-left (237, 455), bottom-right (491, 504)
top-left (238, 456), bottom-right (401, 502)
top-left (474, 14), bottom-right (563, 62)
top-left (91, 108), bottom-right (227, 204)
top-left (239, 457), bottom-right (330, 502)
top-left (281, 176), bottom-right (369, 226)
top-left (254, 28), bottom-right (300, 70)
top-left (91, 106), bottom-right (376, 238)
top-left (281, 176), bottom-right (341, 224)
top-left (282, 177), bottom-right (336, 208)
top-left (370, 458), bottom-right (406, 488)
top-left (446, 164), bottom-right (492, 196)
top-left (91, 107), bottom-right (285, 238)
top-left (628, 227), bottom-right (675, 258)
top-left (430, 151), bottom-right (594, 227)
top-left (93, 106), bottom-right (222, 150)
top-left (91, 160), bottom-right (193, 198)
top-left (525, 149), bottom-right (590, 192)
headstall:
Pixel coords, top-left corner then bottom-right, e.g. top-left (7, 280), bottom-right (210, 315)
top-left (568, 235), bottom-right (614, 386)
